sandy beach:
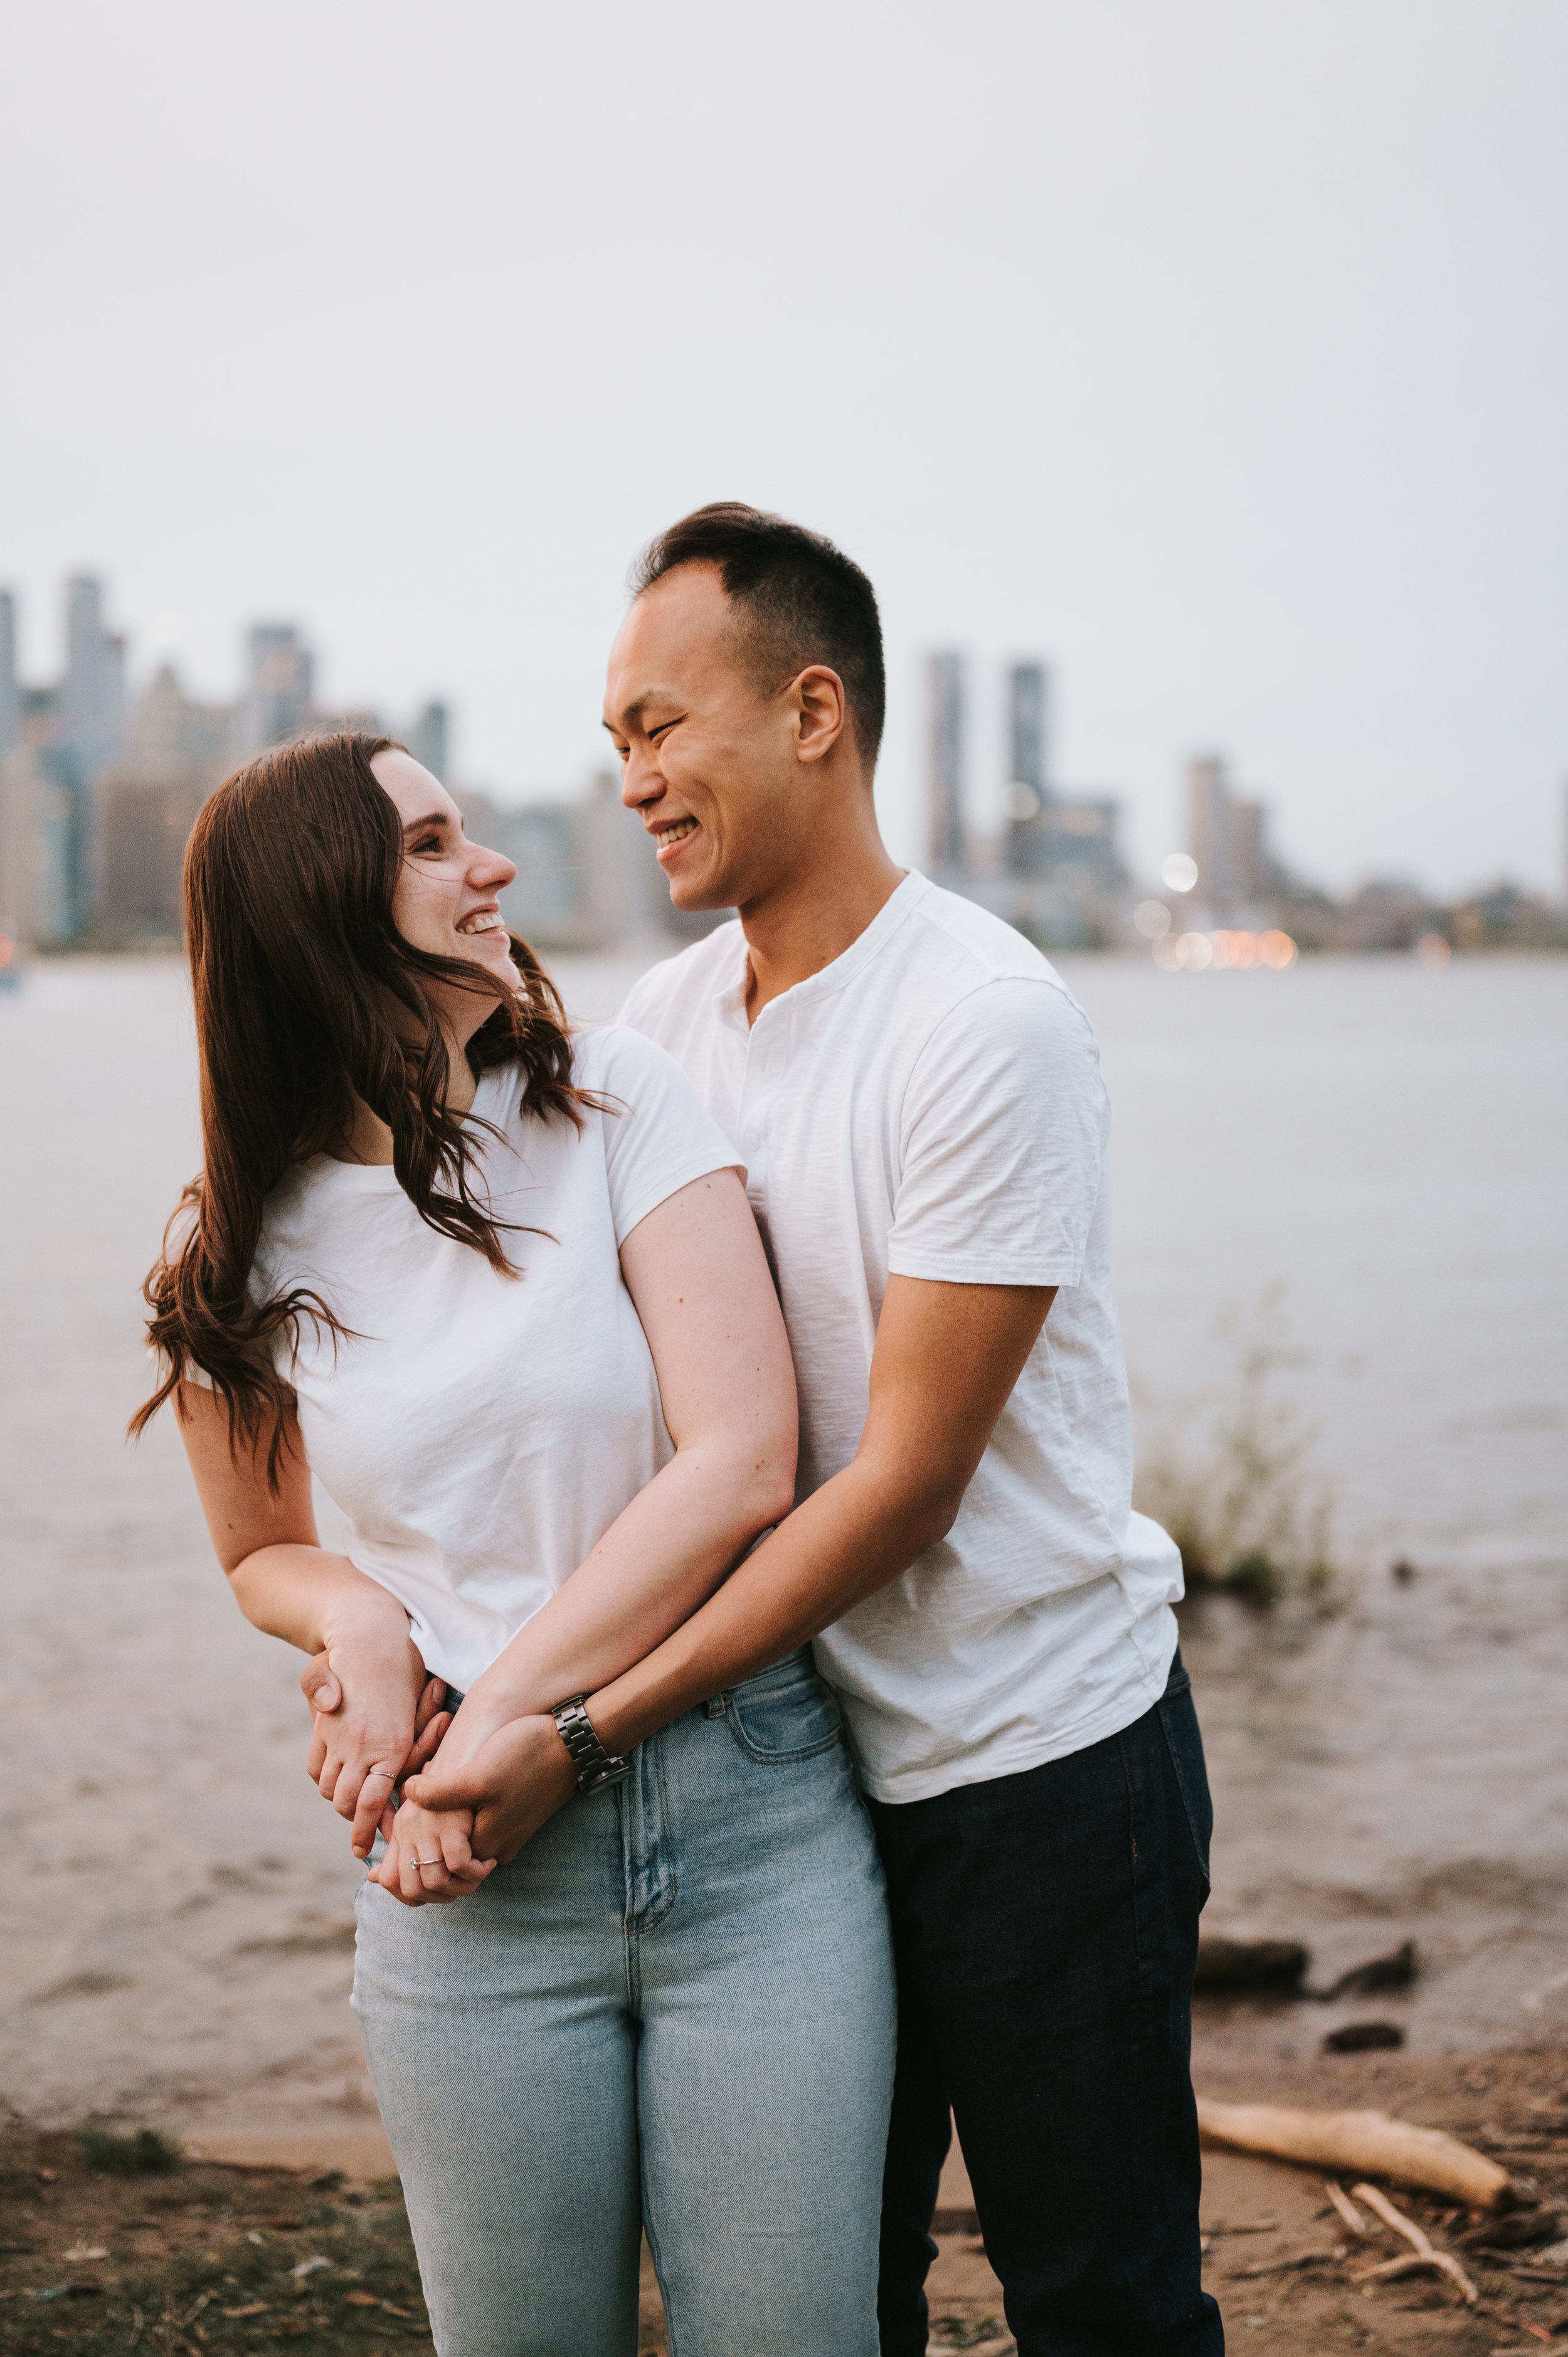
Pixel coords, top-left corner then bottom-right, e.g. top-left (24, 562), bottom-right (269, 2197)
top-left (3, 949), bottom-right (1565, 2348)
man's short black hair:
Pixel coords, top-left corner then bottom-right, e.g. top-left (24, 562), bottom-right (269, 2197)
top-left (632, 503), bottom-right (886, 771)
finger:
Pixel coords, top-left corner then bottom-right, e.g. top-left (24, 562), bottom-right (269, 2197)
top-left (350, 1764), bottom-right (400, 1858)
top-left (329, 1760), bottom-right (366, 1822)
top-left (411, 1676), bottom-right (447, 1737)
top-left (403, 1711), bottom-right (451, 1777)
top-left (373, 1842), bottom-right (425, 1910)
top-left (472, 1803), bottom-right (526, 1865)
top-left (305, 1719), bottom-right (328, 1783)
top-left (398, 1835), bottom-right (455, 1907)
top-left (437, 1819), bottom-right (477, 1876)
top-left (300, 1653), bottom-right (341, 1715)
top-left (402, 1769), bottom-right (476, 1812)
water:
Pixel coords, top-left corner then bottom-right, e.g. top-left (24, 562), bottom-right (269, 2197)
top-left (1, 952), bottom-right (1564, 2135)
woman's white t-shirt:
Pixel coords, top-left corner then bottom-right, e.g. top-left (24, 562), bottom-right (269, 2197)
top-left (248, 1026), bottom-right (741, 1693)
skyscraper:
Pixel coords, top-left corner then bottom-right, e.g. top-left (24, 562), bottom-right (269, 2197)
top-left (406, 699), bottom-right (450, 782)
top-left (1004, 659), bottom-right (1050, 873)
top-left (926, 651), bottom-right (965, 875)
top-left (1185, 752), bottom-right (1276, 916)
top-left (59, 576), bottom-right (127, 782)
top-left (241, 624), bottom-right (314, 753)
top-left (0, 592), bottom-right (19, 769)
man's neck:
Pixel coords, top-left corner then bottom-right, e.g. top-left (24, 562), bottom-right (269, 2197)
top-left (738, 827), bottom-right (904, 1025)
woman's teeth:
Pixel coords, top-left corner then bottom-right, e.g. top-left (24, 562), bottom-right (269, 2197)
top-left (655, 819), bottom-right (697, 848)
top-left (457, 914), bottom-right (505, 937)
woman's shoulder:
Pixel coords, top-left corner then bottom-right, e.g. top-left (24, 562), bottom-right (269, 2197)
top-left (570, 1019), bottom-right (699, 1102)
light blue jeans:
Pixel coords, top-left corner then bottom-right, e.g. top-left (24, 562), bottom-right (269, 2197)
top-left (352, 1649), bottom-right (896, 2357)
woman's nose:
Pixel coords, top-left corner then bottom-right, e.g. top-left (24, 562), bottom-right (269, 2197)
top-left (472, 842), bottom-right (517, 891)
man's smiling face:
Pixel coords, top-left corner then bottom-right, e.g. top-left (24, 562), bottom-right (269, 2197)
top-left (603, 562), bottom-right (809, 913)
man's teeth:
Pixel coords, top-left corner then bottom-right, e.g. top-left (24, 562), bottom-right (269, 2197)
top-left (655, 819), bottom-right (697, 847)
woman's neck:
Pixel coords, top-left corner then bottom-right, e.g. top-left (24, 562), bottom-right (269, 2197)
top-left (330, 1033), bottom-right (478, 1166)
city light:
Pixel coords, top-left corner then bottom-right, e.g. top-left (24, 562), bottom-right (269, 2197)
top-left (1149, 927), bottom-right (1298, 973)
top-left (1160, 853), bottom-right (1199, 893)
top-left (1133, 899), bottom-right (1172, 939)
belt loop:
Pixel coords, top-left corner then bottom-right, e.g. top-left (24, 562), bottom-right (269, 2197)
top-left (704, 1693), bottom-right (728, 1719)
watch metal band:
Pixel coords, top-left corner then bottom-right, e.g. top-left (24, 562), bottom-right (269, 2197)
top-left (549, 1695), bottom-right (633, 1796)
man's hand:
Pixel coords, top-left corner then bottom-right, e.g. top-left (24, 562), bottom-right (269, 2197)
top-left (403, 1714), bottom-right (579, 1865)
top-left (301, 1634), bottom-right (450, 1861)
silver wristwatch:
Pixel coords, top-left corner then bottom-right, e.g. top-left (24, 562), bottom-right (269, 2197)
top-left (549, 1695), bottom-right (633, 1796)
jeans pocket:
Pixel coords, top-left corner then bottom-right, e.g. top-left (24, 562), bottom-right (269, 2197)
top-left (1157, 1679), bottom-right (1214, 1892)
top-left (724, 1656), bottom-right (845, 1764)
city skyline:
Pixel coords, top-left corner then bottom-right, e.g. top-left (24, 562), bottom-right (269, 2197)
top-left (3, 4), bottom-right (1565, 905)
top-left (1, 569), bottom-right (1560, 960)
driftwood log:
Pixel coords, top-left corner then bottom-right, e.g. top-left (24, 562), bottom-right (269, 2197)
top-left (1196, 2097), bottom-right (1512, 2210)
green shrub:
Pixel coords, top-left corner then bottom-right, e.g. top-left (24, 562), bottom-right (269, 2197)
top-left (1134, 1289), bottom-right (1337, 1608)
top-left (75, 2124), bottom-right (182, 2176)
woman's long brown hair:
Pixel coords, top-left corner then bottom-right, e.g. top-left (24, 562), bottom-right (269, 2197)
top-left (132, 730), bottom-right (588, 1480)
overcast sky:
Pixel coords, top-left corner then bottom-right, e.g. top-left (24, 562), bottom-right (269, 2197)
top-left (3, 0), bottom-right (1564, 895)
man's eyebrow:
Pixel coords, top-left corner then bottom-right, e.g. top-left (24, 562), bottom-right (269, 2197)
top-left (605, 689), bottom-right (679, 729)
top-left (401, 811), bottom-right (449, 838)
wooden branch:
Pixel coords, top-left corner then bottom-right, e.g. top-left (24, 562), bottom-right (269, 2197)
top-left (1324, 2179), bottom-right (1369, 2236)
top-left (1196, 2097), bottom-right (1512, 2209)
top-left (1349, 2182), bottom-right (1478, 2305)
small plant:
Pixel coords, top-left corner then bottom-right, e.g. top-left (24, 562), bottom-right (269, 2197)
top-left (1134, 1288), bottom-right (1337, 1607)
top-left (75, 2124), bottom-right (182, 2176)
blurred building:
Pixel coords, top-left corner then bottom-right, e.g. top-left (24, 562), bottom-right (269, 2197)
top-left (0, 698), bottom-right (78, 948)
top-left (92, 665), bottom-right (238, 942)
top-left (926, 652), bottom-right (966, 878)
top-left (0, 592), bottom-right (20, 769)
top-left (405, 700), bottom-right (449, 782)
top-left (1184, 753), bottom-right (1290, 919)
top-left (956, 654), bottom-right (1130, 949)
top-left (478, 770), bottom-right (723, 953)
top-left (60, 576), bottom-right (127, 784)
top-left (240, 624), bottom-right (314, 755)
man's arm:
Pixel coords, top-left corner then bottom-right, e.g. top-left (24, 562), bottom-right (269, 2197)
top-left (408, 1275), bottom-right (1054, 1856)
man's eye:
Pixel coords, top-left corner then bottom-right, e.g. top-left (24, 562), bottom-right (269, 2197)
top-left (649, 720), bottom-right (679, 742)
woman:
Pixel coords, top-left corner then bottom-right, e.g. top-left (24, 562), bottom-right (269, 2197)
top-left (136, 732), bottom-right (894, 2357)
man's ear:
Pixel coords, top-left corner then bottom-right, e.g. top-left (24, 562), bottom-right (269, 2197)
top-left (793, 666), bottom-right (847, 766)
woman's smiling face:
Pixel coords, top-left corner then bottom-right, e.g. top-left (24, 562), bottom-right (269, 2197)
top-left (373, 747), bottom-right (519, 1012)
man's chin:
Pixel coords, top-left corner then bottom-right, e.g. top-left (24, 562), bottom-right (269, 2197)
top-left (665, 873), bottom-right (738, 917)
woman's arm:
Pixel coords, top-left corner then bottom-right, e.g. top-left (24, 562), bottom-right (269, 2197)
top-left (408, 1167), bottom-right (797, 1784)
top-left (177, 1384), bottom-right (450, 1857)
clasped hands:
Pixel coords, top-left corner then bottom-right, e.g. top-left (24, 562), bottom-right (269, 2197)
top-left (299, 1633), bottom-right (577, 1910)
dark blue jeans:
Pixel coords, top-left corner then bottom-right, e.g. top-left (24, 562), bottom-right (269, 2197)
top-left (867, 1651), bottom-right (1223, 2356)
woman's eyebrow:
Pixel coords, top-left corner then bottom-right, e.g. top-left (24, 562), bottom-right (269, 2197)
top-left (401, 811), bottom-right (449, 839)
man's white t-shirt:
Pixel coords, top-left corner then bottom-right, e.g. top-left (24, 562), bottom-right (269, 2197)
top-left (238, 1028), bottom-right (739, 1695)
top-left (621, 869), bottom-right (1181, 1805)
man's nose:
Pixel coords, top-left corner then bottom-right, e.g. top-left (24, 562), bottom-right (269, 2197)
top-left (620, 745), bottom-right (662, 811)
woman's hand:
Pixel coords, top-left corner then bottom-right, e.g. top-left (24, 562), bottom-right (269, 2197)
top-left (303, 1621), bottom-right (450, 1861)
top-left (403, 1713), bottom-right (579, 1865)
top-left (369, 1798), bottom-right (495, 1908)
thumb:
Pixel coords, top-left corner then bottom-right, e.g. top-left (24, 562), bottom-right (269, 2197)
top-left (403, 1766), bottom-right (478, 1811)
top-left (300, 1651), bottom-right (341, 1715)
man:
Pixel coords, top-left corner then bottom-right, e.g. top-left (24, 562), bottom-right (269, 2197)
top-left (414, 504), bottom-right (1222, 2354)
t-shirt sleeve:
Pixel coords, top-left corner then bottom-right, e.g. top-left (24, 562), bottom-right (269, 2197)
top-left (887, 978), bottom-right (1108, 1287)
top-left (590, 1023), bottom-right (746, 1247)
